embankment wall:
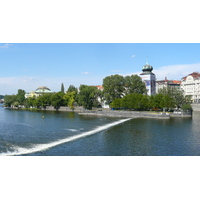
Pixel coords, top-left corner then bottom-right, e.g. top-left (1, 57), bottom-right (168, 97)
top-left (79, 110), bottom-right (171, 119)
top-left (192, 104), bottom-right (200, 112)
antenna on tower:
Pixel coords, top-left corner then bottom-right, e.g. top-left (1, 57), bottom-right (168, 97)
top-left (146, 56), bottom-right (148, 64)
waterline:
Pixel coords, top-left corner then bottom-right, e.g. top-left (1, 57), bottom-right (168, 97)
top-left (1, 118), bottom-right (131, 156)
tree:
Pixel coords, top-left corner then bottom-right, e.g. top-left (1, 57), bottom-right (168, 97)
top-left (36, 93), bottom-right (53, 109)
top-left (51, 92), bottom-right (65, 110)
top-left (24, 96), bottom-right (37, 108)
top-left (158, 86), bottom-right (189, 109)
top-left (4, 95), bottom-right (17, 107)
top-left (110, 98), bottom-right (122, 109)
top-left (61, 83), bottom-right (65, 93)
top-left (121, 93), bottom-right (150, 111)
top-left (67, 85), bottom-right (78, 93)
top-left (63, 91), bottom-right (77, 108)
top-left (77, 85), bottom-right (101, 110)
top-left (103, 74), bottom-right (125, 105)
top-left (16, 89), bottom-right (26, 105)
top-left (124, 75), bottom-right (147, 95)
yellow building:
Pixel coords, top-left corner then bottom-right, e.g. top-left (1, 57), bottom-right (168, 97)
top-left (25, 86), bottom-right (54, 98)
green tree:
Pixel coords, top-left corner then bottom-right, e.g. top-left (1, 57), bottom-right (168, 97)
top-left (67, 85), bottom-right (78, 93)
top-left (61, 83), bottom-right (65, 93)
top-left (103, 74), bottom-right (125, 105)
top-left (24, 96), bottom-right (37, 108)
top-left (121, 93), bottom-right (150, 111)
top-left (77, 85), bottom-right (101, 110)
top-left (158, 86), bottom-right (189, 109)
top-left (124, 75), bottom-right (147, 95)
top-left (4, 95), bottom-right (17, 107)
top-left (63, 91), bottom-right (77, 108)
top-left (16, 89), bottom-right (26, 105)
top-left (36, 93), bottom-right (53, 109)
top-left (51, 92), bottom-right (65, 110)
top-left (110, 98), bottom-right (122, 109)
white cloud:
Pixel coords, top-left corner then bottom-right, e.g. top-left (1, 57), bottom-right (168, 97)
top-left (131, 55), bottom-right (136, 58)
top-left (125, 63), bottom-right (200, 81)
top-left (82, 72), bottom-right (90, 75)
top-left (0, 44), bottom-right (12, 48)
top-left (153, 63), bottom-right (200, 80)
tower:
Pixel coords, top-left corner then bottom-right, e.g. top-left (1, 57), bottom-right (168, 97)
top-left (140, 62), bottom-right (156, 95)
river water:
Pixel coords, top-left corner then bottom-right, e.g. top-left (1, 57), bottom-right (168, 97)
top-left (1, 105), bottom-right (200, 156)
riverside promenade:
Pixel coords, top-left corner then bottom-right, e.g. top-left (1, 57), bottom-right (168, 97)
top-left (43, 106), bottom-right (192, 119)
top-left (79, 110), bottom-right (171, 119)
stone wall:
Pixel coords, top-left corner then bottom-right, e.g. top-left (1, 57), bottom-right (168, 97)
top-left (80, 110), bottom-right (171, 119)
top-left (191, 104), bottom-right (200, 111)
top-left (43, 106), bottom-right (84, 112)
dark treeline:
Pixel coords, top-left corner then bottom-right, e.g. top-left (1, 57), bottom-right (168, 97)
top-left (3, 74), bottom-right (192, 111)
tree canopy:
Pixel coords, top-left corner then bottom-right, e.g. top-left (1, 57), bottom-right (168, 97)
top-left (78, 85), bottom-right (101, 110)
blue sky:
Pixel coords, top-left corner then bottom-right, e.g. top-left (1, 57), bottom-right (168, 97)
top-left (1, 43), bottom-right (200, 95)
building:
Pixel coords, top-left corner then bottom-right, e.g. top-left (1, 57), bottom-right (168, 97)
top-left (156, 77), bottom-right (181, 93)
top-left (181, 72), bottom-right (200, 103)
top-left (93, 85), bottom-right (109, 108)
top-left (140, 62), bottom-right (156, 95)
top-left (25, 86), bottom-right (54, 98)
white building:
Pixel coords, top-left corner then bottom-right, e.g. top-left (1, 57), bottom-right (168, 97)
top-left (181, 72), bottom-right (200, 103)
top-left (140, 62), bottom-right (156, 95)
top-left (156, 77), bottom-right (181, 93)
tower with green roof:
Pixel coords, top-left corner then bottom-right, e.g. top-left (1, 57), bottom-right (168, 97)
top-left (140, 61), bottom-right (156, 95)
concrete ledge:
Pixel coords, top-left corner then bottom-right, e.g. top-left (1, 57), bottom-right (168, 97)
top-left (79, 110), bottom-right (171, 119)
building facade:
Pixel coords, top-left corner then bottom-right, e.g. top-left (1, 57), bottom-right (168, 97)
top-left (25, 86), bottom-right (54, 98)
top-left (181, 72), bottom-right (200, 103)
top-left (156, 77), bottom-right (181, 93)
top-left (140, 62), bottom-right (156, 95)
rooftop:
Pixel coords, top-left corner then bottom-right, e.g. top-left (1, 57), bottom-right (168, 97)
top-left (182, 72), bottom-right (200, 80)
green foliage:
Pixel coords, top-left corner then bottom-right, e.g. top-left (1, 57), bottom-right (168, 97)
top-left (67, 85), bottom-right (78, 93)
top-left (103, 74), bottom-right (125, 105)
top-left (4, 89), bottom-right (26, 107)
top-left (36, 93), bottom-right (53, 109)
top-left (103, 74), bottom-right (147, 106)
top-left (158, 86), bottom-right (190, 109)
top-left (182, 103), bottom-right (192, 111)
top-left (16, 89), bottom-right (26, 105)
top-left (124, 75), bottom-right (147, 95)
top-left (110, 98), bottom-right (122, 109)
top-left (63, 91), bottom-right (77, 108)
top-left (77, 85), bottom-right (101, 110)
top-left (24, 96), bottom-right (37, 108)
top-left (61, 83), bottom-right (65, 93)
top-left (51, 92), bottom-right (65, 110)
top-left (121, 93), bottom-right (150, 111)
top-left (4, 95), bottom-right (17, 107)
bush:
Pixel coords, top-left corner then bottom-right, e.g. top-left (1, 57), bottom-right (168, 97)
top-left (182, 103), bottom-right (192, 111)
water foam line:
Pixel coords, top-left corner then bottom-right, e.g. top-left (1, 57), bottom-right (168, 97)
top-left (1, 118), bottom-right (131, 156)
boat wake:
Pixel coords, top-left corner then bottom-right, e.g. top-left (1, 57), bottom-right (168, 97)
top-left (0, 118), bottom-right (131, 156)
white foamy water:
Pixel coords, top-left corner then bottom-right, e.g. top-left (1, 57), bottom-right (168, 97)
top-left (0, 118), bottom-right (131, 156)
top-left (63, 128), bottom-right (78, 132)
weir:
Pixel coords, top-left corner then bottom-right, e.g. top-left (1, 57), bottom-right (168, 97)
top-left (0, 118), bottom-right (131, 156)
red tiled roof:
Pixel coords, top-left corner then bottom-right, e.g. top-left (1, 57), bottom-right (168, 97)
top-left (94, 85), bottom-right (104, 90)
top-left (182, 72), bottom-right (200, 80)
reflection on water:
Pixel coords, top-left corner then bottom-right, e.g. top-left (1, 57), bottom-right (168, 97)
top-left (0, 106), bottom-right (200, 156)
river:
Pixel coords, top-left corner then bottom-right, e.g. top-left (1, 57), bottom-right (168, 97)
top-left (1, 105), bottom-right (200, 156)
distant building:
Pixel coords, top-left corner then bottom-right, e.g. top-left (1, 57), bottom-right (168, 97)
top-left (25, 86), bottom-right (54, 98)
top-left (140, 62), bottom-right (156, 95)
top-left (156, 77), bottom-right (181, 93)
top-left (93, 85), bottom-right (109, 108)
top-left (181, 72), bottom-right (200, 103)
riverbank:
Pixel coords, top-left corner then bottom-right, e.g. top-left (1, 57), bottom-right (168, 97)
top-left (4, 106), bottom-right (192, 119)
top-left (79, 110), bottom-right (192, 119)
